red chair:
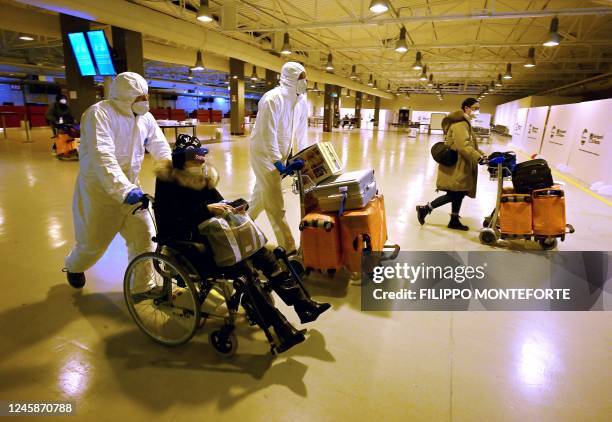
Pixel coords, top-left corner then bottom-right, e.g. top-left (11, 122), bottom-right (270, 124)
top-left (27, 105), bottom-right (48, 127)
top-left (0, 105), bottom-right (26, 127)
top-left (169, 109), bottom-right (186, 121)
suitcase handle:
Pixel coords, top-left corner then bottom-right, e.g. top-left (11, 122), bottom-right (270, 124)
top-left (533, 189), bottom-right (564, 198)
top-left (299, 219), bottom-right (334, 231)
top-left (352, 233), bottom-right (372, 251)
top-left (379, 244), bottom-right (400, 262)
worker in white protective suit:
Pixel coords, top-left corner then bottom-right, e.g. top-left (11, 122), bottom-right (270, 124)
top-left (64, 72), bottom-right (171, 291)
top-left (248, 62), bottom-right (312, 254)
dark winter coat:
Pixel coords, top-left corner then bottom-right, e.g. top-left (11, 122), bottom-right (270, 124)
top-left (153, 160), bottom-right (222, 240)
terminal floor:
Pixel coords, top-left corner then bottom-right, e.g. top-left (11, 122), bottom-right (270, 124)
top-left (0, 126), bottom-right (610, 421)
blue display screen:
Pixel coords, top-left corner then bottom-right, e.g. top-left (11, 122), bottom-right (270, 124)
top-left (86, 30), bottom-right (116, 76)
top-left (68, 32), bottom-right (96, 76)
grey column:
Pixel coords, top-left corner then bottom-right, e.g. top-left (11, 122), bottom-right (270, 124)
top-left (265, 69), bottom-right (278, 90)
top-left (229, 58), bottom-right (245, 136)
top-left (323, 83), bottom-right (334, 132)
top-left (111, 27), bottom-right (144, 75)
top-left (355, 91), bottom-right (362, 128)
top-left (374, 96), bottom-right (381, 128)
top-left (59, 13), bottom-right (97, 121)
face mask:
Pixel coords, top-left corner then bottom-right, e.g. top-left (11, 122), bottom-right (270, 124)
top-left (132, 100), bottom-right (149, 115)
top-left (59, 99), bottom-right (67, 105)
top-left (296, 79), bottom-right (308, 95)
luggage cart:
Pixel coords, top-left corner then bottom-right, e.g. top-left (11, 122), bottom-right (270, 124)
top-left (480, 156), bottom-right (574, 249)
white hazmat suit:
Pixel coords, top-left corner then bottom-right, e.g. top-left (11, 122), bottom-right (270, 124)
top-left (248, 62), bottom-right (312, 252)
top-left (65, 72), bottom-right (171, 290)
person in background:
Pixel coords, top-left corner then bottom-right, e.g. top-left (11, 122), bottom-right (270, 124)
top-left (63, 72), bottom-right (171, 290)
top-left (248, 62), bottom-right (311, 255)
top-left (45, 93), bottom-right (74, 140)
top-left (416, 98), bottom-right (487, 231)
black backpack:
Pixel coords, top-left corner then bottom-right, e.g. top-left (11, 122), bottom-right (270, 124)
top-left (512, 159), bottom-right (554, 193)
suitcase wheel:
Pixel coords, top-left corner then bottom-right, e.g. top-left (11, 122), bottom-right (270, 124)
top-left (539, 238), bottom-right (557, 250)
top-left (479, 228), bottom-right (498, 245)
top-left (327, 269), bottom-right (336, 278)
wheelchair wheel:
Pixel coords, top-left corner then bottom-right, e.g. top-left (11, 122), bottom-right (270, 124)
top-left (209, 328), bottom-right (238, 357)
top-left (124, 252), bottom-right (200, 346)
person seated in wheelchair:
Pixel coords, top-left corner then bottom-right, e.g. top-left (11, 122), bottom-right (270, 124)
top-left (153, 134), bottom-right (331, 353)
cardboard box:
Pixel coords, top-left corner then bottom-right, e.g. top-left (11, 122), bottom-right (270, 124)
top-left (290, 142), bottom-right (343, 187)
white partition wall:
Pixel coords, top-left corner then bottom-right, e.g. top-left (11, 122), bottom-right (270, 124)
top-left (539, 103), bottom-right (581, 169)
top-left (566, 98), bottom-right (612, 186)
top-left (519, 106), bottom-right (549, 156)
top-left (511, 108), bottom-right (529, 146)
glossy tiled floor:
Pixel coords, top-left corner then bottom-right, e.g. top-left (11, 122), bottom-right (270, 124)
top-left (0, 126), bottom-right (610, 421)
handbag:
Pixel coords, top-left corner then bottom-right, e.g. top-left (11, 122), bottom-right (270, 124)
top-left (431, 142), bottom-right (458, 166)
top-left (198, 212), bottom-right (267, 267)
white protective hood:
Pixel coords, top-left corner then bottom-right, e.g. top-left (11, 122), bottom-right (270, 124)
top-left (109, 72), bottom-right (148, 115)
top-left (279, 62), bottom-right (305, 97)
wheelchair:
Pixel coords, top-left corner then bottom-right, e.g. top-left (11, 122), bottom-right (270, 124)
top-left (123, 195), bottom-right (302, 357)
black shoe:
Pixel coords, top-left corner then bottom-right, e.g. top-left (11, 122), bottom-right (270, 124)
top-left (448, 215), bottom-right (469, 231)
top-left (274, 321), bottom-right (306, 353)
top-left (63, 269), bottom-right (86, 288)
top-left (295, 300), bottom-right (331, 324)
top-left (416, 205), bottom-right (431, 225)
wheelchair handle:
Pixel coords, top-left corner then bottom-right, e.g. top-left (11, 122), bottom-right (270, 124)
top-left (131, 193), bottom-right (155, 214)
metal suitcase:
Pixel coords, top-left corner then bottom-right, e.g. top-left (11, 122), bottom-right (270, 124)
top-left (311, 169), bottom-right (377, 213)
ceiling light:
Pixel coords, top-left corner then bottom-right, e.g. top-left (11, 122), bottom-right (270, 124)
top-left (191, 51), bottom-right (204, 71)
top-left (367, 74), bottom-right (373, 86)
top-left (346, 89), bottom-right (351, 97)
top-left (19, 34), bottom-right (34, 41)
top-left (386, 82), bottom-right (391, 92)
top-left (503, 63), bottom-right (512, 79)
top-left (524, 47), bottom-right (536, 67)
top-left (395, 27), bottom-right (408, 53)
top-left (419, 65), bottom-right (428, 81)
top-left (489, 81), bottom-right (495, 91)
top-left (369, 0), bottom-right (389, 14)
top-left (373, 80), bottom-right (378, 89)
top-left (313, 82), bottom-right (319, 91)
top-left (427, 74), bottom-right (434, 87)
top-left (325, 53), bottom-right (334, 71)
top-left (250, 65), bottom-right (258, 81)
top-left (250, 83), bottom-right (256, 88)
top-left (196, 0), bottom-right (213, 22)
top-left (543, 17), bottom-right (561, 47)
top-left (187, 69), bottom-right (193, 80)
top-left (349, 65), bottom-right (358, 79)
top-left (280, 32), bottom-right (292, 55)
top-left (496, 73), bottom-right (503, 86)
top-left (412, 51), bottom-right (423, 70)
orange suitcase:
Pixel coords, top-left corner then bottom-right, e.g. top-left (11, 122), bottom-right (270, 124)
top-left (56, 133), bottom-right (78, 156)
top-left (339, 195), bottom-right (388, 273)
top-left (300, 212), bottom-right (343, 271)
top-left (532, 185), bottom-right (566, 235)
top-left (499, 193), bottom-right (532, 234)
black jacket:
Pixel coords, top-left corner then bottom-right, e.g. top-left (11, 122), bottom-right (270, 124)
top-left (153, 161), bottom-right (223, 240)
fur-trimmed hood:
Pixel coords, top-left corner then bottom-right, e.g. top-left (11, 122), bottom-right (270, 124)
top-left (442, 110), bottom-right (470, 134)
top-left (154, 159), bottom-right (219, 191)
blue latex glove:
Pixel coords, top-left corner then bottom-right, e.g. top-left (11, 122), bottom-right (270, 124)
top-left (286, 159), bottom-right (305, 173)
top-left (124, 188), bottom-right (144, 205)
top-left (274, 161), bottom-right (287, 174)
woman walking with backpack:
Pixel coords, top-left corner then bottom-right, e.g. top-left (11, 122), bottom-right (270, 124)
top-left (416, 98), bottom-right (487, 231)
